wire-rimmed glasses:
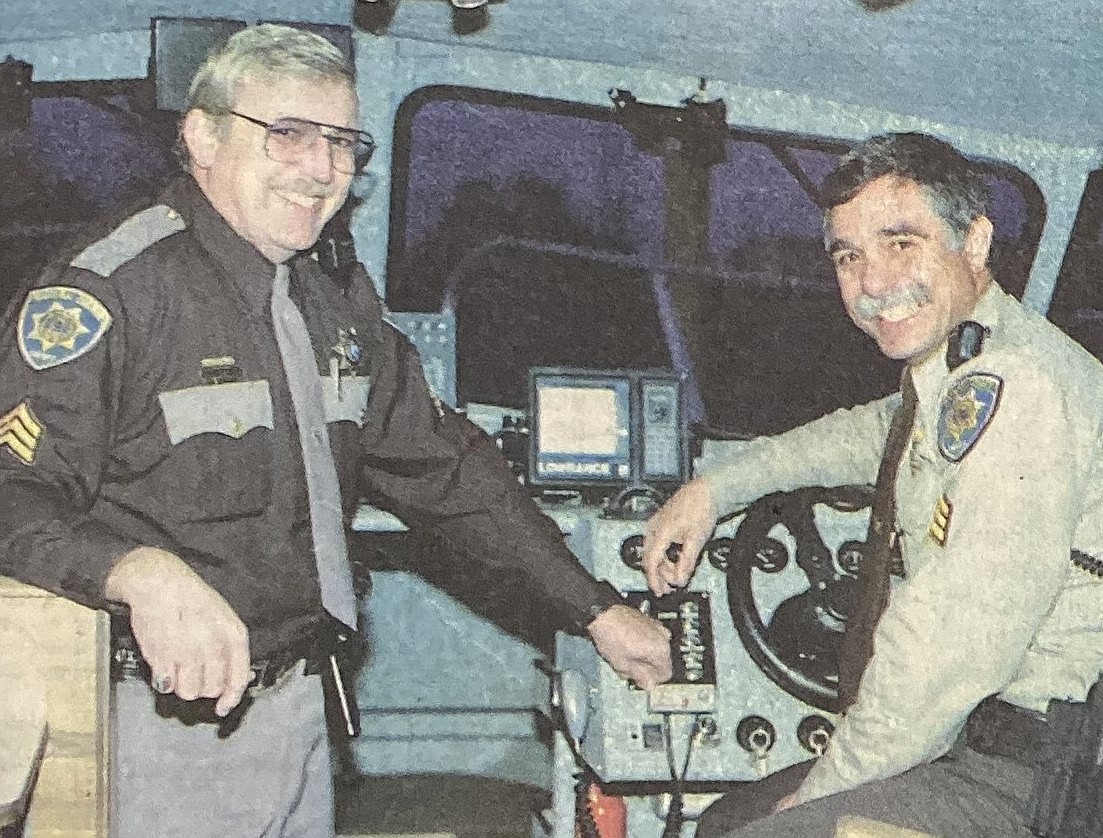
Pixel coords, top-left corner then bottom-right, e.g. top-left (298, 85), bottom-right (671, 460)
top-left (226, 110), bottom-right (376, 175)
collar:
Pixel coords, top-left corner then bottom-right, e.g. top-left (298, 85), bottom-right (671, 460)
top-left (965, 281), bottom-right (1005, 335)
top-left (907, 281), bottom-right (1008, 406)
top-left (161, 177), bottom-right (315, 320)
top-left (909, 344), bottom-right (947, 409)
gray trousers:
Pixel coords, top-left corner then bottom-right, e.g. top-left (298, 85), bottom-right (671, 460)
top-left (110, 664), bottom-right (334, 838)
top-left (694, 748), bottom-right (1035, 838)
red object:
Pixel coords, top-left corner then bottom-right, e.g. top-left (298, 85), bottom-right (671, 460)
top-left (576, 781), bottom-right (627, 838)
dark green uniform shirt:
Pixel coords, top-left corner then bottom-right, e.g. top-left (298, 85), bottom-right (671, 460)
top-left (0, 177), bottom-right (620, 657)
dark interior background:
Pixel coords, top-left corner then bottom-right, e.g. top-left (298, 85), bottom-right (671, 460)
top-left (386, 87), bottom-right (1045, 438)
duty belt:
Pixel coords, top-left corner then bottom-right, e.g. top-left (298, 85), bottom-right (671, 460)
top-left (110, 617), bottom-right (322, 689)
top-left (108, 607), bottom-right (364, 737)
top-left (965, 696), bottom-right (1047, 768)
top-left (107, 602), bottom-right (351, 687)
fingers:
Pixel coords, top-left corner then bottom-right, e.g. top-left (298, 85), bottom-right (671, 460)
top-left (642, 523), bottom-right (704, 596)
top-left (671, 535), bottom-right (708, 587)
top-left (642, 480), bottom-right (718, 595)
top-left (167, 618), bottom-right (250, 712)
top-left (636, 639), bottom-right (675, 688)
top-left (613, 634), bottom-right (674, 688)
top-left (119, 555), bottom-right (252, 713)
top-left (628, 662), bottom-right (668, 689)
top-left (147, 626), bottom-right (249, 710)
top-left (174, 659), bottom-right (205, 702)
top-left (216, 625), bottom-right (253, 718)
top-left (642, 528), bottom-right (681, 595)
top-left (588, 605), bottom-right (675, 688)
top-left (149, 634), bottom-right (250, 713)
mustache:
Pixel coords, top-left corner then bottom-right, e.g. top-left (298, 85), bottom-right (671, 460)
top-left (854, 284), bottom-right (931, 320)
top-left (278, 178), bottom-right (334, 200)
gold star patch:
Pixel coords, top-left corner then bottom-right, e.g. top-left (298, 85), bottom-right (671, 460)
top-left (28, 301), bottom-right (91, 352)
top-left (943, 389), bottom-right (982, 445)
top-left (0, 402), bottom-right (44, 465)
top-left (18, 286), bottom-right (112, 370)
top-left (937, 374), bottom-right (1002, 462)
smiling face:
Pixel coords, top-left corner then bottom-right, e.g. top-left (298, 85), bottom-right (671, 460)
top-left (826, 175), bottom-right (993, 363)
top-left (184, 73), bottom-right (357, 264)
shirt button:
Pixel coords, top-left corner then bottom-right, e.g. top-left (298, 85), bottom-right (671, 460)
top-left (312, 430), bottom-right (324, 443)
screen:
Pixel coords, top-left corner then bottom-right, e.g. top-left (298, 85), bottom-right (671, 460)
top-left (152, 18), bottom-right (247, 112)
top-left (529, 368), bottom-right (688, 491)
top-left (531, 375), bottom-right (631, 484)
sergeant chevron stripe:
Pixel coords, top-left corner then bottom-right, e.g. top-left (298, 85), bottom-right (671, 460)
top-left (928, 493), bottom-right (953, 547)
top-left (0, 402), bottom-right (44, 465)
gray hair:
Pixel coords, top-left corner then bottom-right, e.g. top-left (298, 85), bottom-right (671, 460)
top-left (821, 132), bottom-right (988, 249)
top-left (179, 24), bottom-right (354, 167)
top-left (186, 23), bottom-right (354, 117)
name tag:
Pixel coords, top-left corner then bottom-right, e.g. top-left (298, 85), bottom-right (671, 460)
top-left (322, 375), bottom-right (371, 427)
top-left (159, 380), bottom-right (274, 444)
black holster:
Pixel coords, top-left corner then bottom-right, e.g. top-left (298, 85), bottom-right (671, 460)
top-left (1027, 677), bottom-right (1103, 837)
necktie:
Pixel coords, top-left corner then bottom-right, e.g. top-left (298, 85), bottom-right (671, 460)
top-left (271, 263), bottom-right (358, 630)
top-left (837, 368), bottom-right (917, 708)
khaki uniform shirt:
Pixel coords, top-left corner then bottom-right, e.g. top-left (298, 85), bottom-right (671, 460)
top-left (702, 282), bottom-right (1103, 803)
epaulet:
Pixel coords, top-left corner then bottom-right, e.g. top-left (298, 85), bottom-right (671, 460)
top-left (69, 205), bottom-right (186, 278)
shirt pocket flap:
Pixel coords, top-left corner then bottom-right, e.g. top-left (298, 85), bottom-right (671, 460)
top-left (322, 376), bottom-right (371, 427)
top-left (158, 380), bottom-right (274, 444)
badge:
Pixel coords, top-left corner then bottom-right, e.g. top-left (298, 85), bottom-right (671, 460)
top-left (18, 286), bottom-right (112, 371)
top-left (928, 493), bottom-right (953, 547)
top-left (199, 356), bottom-right (242, 386)
top-left (0, 401), bottom-right (43, 465)
top-left (331, 328), bottom-right (363, 372)
top-left (908, 427), bottom-right (926, 476)
top-left (937, 373), bottom-right (1002, 462)
top-left (330, 328), bottom-right (363, 401)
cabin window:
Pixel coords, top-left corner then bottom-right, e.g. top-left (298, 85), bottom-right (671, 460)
top-left (1049, 170), bottom-right (1103, 360)
top-left (0, 83), bottom-right (177, 315)
top-left (394, 86), bottom-right (1044, 435)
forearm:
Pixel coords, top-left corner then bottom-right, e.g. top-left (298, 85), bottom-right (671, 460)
top-left (0, 474), bottom-right (139, 607)
top-left (797, 549), bottom-right (1063, 803)
top-left (701, 396), bottom-right (897, 517)
top-left (425, 490), bottom-right (623, 633)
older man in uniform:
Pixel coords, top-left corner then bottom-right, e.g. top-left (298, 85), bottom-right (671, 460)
top-left (0, 24), bottom-right (671, 838)
top-left (642, 132), bottom-right (1103, 837)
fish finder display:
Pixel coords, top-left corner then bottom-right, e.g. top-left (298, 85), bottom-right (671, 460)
top-left (528, 368), bottom-right (688, 491)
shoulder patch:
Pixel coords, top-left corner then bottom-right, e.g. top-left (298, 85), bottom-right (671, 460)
top-left (69, 204), bottom-right (186, 277)
top-left (18, 286), bottom-right (112, 370)
top-left (937, 373), bottom-right (1003, 462)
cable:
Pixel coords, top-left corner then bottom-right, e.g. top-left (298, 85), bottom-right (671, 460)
top-left (660, 713), bottom-right (704, 838)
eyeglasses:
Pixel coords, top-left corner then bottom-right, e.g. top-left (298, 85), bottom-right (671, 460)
top-left (226, 111), bottom-right (376, 175)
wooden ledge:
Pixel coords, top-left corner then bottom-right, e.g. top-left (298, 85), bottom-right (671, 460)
top-left (0, 709), bottom-right (48, 827)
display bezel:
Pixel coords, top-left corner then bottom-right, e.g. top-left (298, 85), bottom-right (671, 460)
top-left (528, 367), bottom-right (689, 493)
